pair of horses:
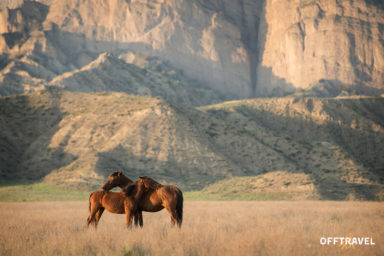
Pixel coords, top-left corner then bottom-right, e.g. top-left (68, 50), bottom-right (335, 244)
top-left (86, 172), bottom-right (183, 228)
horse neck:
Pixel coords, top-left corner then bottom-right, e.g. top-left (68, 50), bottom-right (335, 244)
top-left (119, 175), bottom-right (133, 188)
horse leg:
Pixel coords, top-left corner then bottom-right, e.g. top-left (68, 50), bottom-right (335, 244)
top-left (134, 211), bottom-right (143, 227)
top-left (125, 211), bottom-right (134, 228)
top-left (94, 207), bottom-right (105, 227)
top-left (134, 212), bottom-right (138, 226)
top-left (164, 205), bottom-right (178, 226)
top-left (87, 205), bottom-right (99, 228)
top-left (124, 201), bottom-right (134, 229)
top-left (138, 211), bottom-right (143, 227)
top-left (86, 215), bottom-right (93, 228)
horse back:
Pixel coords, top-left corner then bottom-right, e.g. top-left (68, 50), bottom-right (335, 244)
top-left (159, 185), bottom-right (181, 199)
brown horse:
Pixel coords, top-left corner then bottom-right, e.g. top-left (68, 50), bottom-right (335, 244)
top-left (86, 172), bottom-right (143, 228)
top-left (131, 176), bottom-right (183, 227)
top-left (102, 173), bottom-right (183, 227)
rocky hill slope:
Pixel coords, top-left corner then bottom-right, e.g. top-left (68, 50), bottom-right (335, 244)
top-left (48, 52), bottom-right (224, 106)
top-left (1, 0), bottom-right (384, 99)
top-left (1, 91), bottom-right (383, 199)
top-left (0, 91), bottom-right (296, 190)
top-left (201, 96), bottom-right (384, 199)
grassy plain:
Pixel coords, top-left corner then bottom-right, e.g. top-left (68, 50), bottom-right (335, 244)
top-left (0, 182), bottom-right (290, 202)
top-left (0, 183), bottom-right (90, 202)
top-left (0, 201), bottom-right (383, 256)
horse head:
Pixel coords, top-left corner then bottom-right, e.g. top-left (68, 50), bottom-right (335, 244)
top-left (102, 171), bottom-right (132, 190)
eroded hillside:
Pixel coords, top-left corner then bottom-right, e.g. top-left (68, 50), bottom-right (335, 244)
top-left (1, 91), bottom-right (383, 199)
top-left (0, 91), bottom-right (296, 190)
top-left (201, 96), bottom-right (384, 199)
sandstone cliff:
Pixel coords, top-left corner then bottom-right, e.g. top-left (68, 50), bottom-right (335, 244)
top-left (257, 0), bottom-right (384, 96)
top-left (1, 0), bottom-right (383, 98)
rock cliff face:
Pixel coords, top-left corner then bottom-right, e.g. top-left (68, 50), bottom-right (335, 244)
top-left (1, 0), bottom-right (383, 98)
top-left (43, 0), bottom-right (261, 98)
top-left (257, 0), bottom-right (384, 96)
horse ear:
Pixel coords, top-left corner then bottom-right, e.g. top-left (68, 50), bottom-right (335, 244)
top-left (118, 172), bottom-right (121, 177)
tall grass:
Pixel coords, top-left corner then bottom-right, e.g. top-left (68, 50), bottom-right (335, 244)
top-left (0, 201), bottom-right (383, 255)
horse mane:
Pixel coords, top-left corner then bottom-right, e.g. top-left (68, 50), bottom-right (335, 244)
top-left (139, 176), bottom-right (163, 190)
top-left (123, 184), bottom-right (137, 197)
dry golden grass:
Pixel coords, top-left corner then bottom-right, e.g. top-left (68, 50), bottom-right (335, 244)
top-left (0, 201), bottom-right (383, 256)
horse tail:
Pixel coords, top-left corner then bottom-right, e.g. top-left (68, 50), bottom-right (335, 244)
top-left (176, 188), bottom-right (183, 227)
top-left (89, 192), bottom-right (94, 212)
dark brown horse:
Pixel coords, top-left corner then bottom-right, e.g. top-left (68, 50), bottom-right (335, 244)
top-left (132, 176), bottom-right (183, 227)
top-left (86, 172), bottom-right (143, 228)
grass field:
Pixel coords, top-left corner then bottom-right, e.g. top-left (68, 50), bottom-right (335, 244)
top-left (0, 201), bottom-right (383, 256)
top-left (0, 182), bottom-right (291, 202)
top-left (0, 183), bottom-right (90, 202)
